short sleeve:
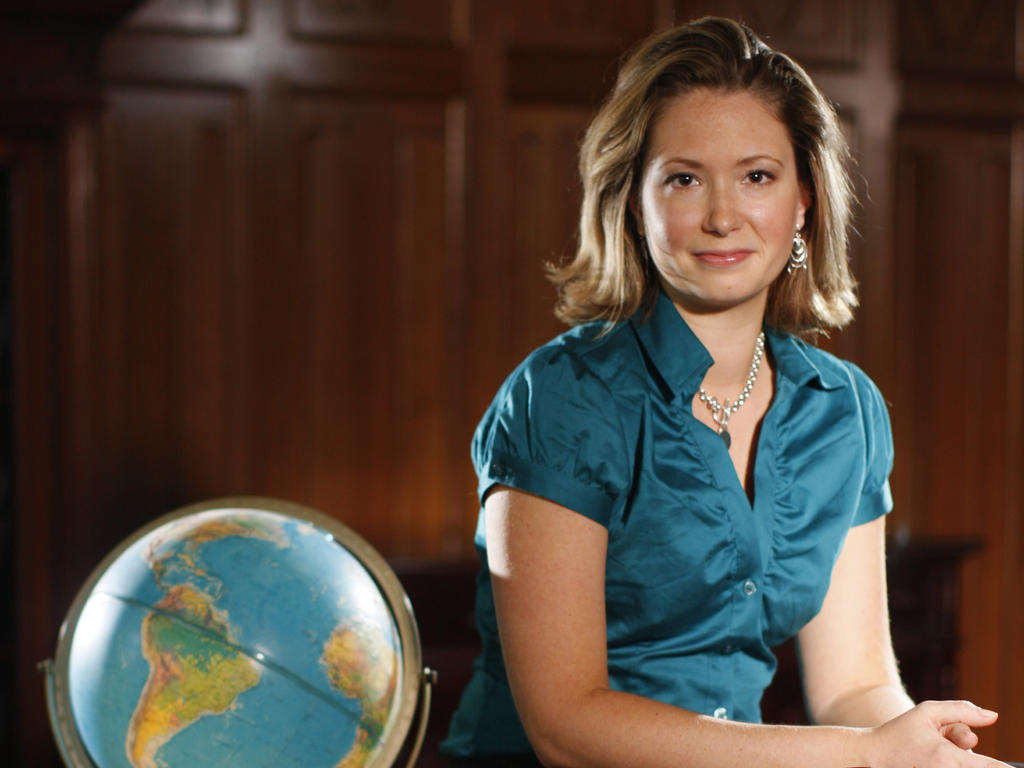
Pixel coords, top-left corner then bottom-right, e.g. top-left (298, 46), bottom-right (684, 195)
top-left (471, 346), bottom-right (632, 528)
top-left (847, 363), bottom-right (895, 526)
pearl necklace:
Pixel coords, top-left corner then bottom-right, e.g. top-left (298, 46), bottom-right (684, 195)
top-left (697, 331), bottom-right (766, 449)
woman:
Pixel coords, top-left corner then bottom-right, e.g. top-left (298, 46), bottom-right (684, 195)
top-left (441, 17), bottom-right (1009, 768)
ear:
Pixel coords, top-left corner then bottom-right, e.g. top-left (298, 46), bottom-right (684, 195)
top-left (796, 180), bottom-right (812, 231)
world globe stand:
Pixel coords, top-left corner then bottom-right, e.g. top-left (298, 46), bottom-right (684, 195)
top-left (42, 497), bottom-right (437, 768)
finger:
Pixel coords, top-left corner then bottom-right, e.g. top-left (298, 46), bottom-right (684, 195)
top-left (940, 721), bottom-right (979, 749)
top-left (920, 699), bottom-right (999, 727)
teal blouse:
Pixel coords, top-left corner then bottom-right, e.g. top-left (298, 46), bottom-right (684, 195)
top-left (441, 290), bottom-right (894, 757)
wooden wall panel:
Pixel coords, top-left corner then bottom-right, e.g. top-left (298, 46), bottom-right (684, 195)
top-left (893, 123), bottom-right (1018, 755)
top-left (7, 137), bottom-right (64, 767)
top-left (89, 88), bottom-right (248, 545)
top-left (96, 94), bottom-right (469, 560)
top-left (497, 0), bottom-right (656, 47)
top-left (285, 97), bottom-right (466, 555)
top-left (97, 3), bottom-right (468, 559)
top-left (502, 106), bottom-right (589, 369)
top-left (1009, 125), bottom-right (1024, 754)
top-left (896, 0), bottom-right (1019, 76)
top-left (674, 0), bottom-right (864, 66)
top-left (289, 0), bottom-right (462, 42)
top-left (126, 0), bottom-right (245, 33)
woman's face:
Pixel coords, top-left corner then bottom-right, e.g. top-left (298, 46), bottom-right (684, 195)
top-left (635, 88), bottom-right (810, 319)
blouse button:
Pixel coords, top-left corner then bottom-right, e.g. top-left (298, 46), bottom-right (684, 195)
top-left (713, 707), bottom-right (728, 719)
top-left (742, 579), bottom-right (757, 596)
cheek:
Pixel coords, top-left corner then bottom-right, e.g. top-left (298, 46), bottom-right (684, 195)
top-left (752, 200), bottom-right (800, 247)
top-left (642, 196), bottom-right (701, 247)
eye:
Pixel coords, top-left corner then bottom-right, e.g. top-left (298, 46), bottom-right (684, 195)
top-left (666, 173), bottom-right (697, 187)
top-left (746, 169), bottom-right (775, 184)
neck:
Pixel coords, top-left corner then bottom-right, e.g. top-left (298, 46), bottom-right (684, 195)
top-left (672, 301), bottom-right (768, 394)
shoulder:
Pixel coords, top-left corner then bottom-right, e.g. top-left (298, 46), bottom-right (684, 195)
top-left (772, 332), bottom-right (892, 450)
top-left (784, 334), bottom-right (893, 466)
top-left (496, 319), bottom-right (645, 403)
top-left (472, 321), bottom-right (641, 524)
top-left (781, 334), bottom-right (887, 406)
top-left (774, 335), bottom-right (894, 517)
top-left (820, 348), bottom-right (888, 425)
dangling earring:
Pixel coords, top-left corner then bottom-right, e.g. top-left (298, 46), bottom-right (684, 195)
top-left (787, 230), bottom-right (808, 274)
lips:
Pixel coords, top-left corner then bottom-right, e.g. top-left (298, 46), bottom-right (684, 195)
top-left (694, 249), bottom-right (754, 266)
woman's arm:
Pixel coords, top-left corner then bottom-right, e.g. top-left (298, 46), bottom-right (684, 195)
top-left (487, 487), bottom-right (1008, 768)
top-left (798, 514), bottom-right (992, 752)
top-left (797, 514), bottom-right (912, 726)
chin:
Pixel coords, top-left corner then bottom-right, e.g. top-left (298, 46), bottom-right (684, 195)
top-left (687, 285), bottom-right (773, 313)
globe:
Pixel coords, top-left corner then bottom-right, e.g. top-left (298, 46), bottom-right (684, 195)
top-left (43, 497), bottom-right (432, 768)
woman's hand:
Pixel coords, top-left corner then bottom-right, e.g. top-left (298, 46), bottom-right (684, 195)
top-left (941, 718), bottom-right (984, 751)
top-left (865, 701), bottom-right (1010, 767)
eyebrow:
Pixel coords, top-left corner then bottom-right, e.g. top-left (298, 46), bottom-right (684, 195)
top-left (659, 154), bottom-right (785, 167)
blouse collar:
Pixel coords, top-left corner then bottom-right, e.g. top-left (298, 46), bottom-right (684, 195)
top-left (629, 289), bottom-right (846, 402)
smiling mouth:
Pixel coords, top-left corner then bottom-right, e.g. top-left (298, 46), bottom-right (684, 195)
top-left (694, 249), bottom-right (754, 266)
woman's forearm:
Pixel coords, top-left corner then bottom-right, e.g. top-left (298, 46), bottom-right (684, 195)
top-left (524, 688), bottom-right (1007, 768)
top-left (524, 687), bottom-right (871, 768)
top-left (812, 683), bottom-right (915, 728)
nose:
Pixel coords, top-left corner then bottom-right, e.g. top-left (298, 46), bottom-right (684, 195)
top-left (703, 185), bottom-right (741, 236)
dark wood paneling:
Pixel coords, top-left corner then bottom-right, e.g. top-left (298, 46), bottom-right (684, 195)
top-left (7, 137), bottom-right (62, 767)
top-left (104, 1), bottom-right (464, 97)
top-left (503, 106), bottom-right (589, 366)
top-left (0, 0), bottom-right (142, 24)
top-left (289, 0), bottom-right (462, 43)
top-left (893, 121), bottom-right (1017, 755)
top-left (90, 91), bottom-right (469, 558)
top-left (280, 95), bottom-right (467, 555)
top-left (897, 0), bottom-right (1019, 77)
top-left (674, 0), bottom-right (865, 67)
top-left (507, 47), bottom-right (620, 105)
top-left (125, 0), bottom-right (246, 34)
top-left (499, 0), bottom-right (655, 47)
top-left (1008, 125), bottom-right (1024, 749)
top-left (90, 88), bottom-right (248, 537)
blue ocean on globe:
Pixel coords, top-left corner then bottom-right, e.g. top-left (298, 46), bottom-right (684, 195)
top-left (62, 507), bottom-right (404, 768)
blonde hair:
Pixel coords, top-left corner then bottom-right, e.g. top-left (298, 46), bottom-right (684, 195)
top-left (551, 17), bottom-right (857, 337)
